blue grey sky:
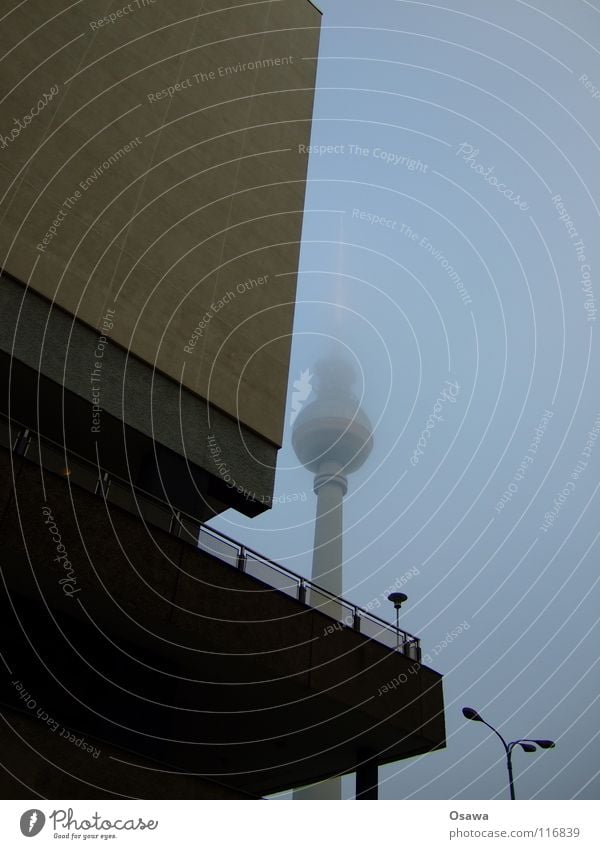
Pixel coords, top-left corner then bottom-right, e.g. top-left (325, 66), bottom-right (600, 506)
top-left (210, 0), bottom-right (600, 800)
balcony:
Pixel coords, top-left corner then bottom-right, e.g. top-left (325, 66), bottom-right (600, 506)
top-left (0, 412), bottom-right (444, 798)
top-left (1, 413), bottom-right (421, 661)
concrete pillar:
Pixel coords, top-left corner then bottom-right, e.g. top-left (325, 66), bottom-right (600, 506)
top-left (356, 759), bottom-right (379, 800)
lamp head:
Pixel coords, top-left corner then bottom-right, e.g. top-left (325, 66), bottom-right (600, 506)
top-left (388, 592), bottom-right (408, 610)
top-left (462, 707), bottom-right (483, 722)
top-left (519, 743), bottom-right (537, 753)
top-left (533, 739), bottom-right (555, 749)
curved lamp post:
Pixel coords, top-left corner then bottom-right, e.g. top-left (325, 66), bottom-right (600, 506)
top-left (462, 707), bottom-right (555, 800)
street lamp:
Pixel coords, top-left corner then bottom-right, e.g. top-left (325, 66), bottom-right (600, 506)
top-left (387, 592), bottom-right (407, 650)
top-left (462, 707), bottom-right (555, 800)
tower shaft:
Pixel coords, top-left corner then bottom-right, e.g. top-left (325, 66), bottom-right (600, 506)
top-left (294, 462), bottom-right (347, 800)
top-left (311, 461), bottom-right (348, 599)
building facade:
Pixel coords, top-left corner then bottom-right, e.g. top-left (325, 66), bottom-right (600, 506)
top-left (1, 0), bottom-right (322, 518)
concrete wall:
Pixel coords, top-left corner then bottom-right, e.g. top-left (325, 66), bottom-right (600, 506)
top-left (0, 0), bottom-right (321, 447)
top-left (0, 275), bottom-right (278, 515)
top-left (0, 710), bottom-right (259, 800)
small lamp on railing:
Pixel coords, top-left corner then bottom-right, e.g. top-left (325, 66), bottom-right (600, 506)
top-left (387, 592), bottom-right (408, 650)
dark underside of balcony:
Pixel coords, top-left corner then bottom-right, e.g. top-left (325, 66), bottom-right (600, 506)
top-left (0, 445), bottom-right (445, 799)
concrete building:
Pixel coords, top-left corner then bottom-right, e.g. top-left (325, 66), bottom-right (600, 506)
top-left (1, 0), bottom-right (323, 516)
top-left (0, 0), bottom-right (445, 799)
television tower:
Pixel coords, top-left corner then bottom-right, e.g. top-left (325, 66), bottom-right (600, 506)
top-left (292, 354), bottom-right (373, 799)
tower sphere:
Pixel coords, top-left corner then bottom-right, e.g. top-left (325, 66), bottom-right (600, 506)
top-left (292, 356), bottom-right (373, 476)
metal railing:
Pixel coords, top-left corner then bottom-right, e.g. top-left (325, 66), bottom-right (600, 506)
top-left (0, 414), bottom-right (421, 661)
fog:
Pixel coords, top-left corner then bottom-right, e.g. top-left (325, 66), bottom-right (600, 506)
top-left (210, 0), bottom-right (600, 800)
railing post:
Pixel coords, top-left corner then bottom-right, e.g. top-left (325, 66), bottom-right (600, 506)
top-left (404, 639), bottom-right (421, 662)
top-left (169, 510), bottom-right (181, 535)
top-left (95, 472), bottom-right (110, 497)
top-left (298, 580), bottom-right (306, 605)
top-left (399, 631), bottom-right (406, 655)
top-left (237, 546), bottom-right (246, 572)
top-left (353, 609), bottom-right (361, 633)
top-left (13, 428), bottom-right (31, 457)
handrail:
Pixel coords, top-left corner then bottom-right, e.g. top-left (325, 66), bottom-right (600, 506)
top-left (1, 413), bottom-right (421, 659)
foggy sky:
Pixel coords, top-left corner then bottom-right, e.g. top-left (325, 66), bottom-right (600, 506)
top-left (210, 0), bottom-right (600, 800)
